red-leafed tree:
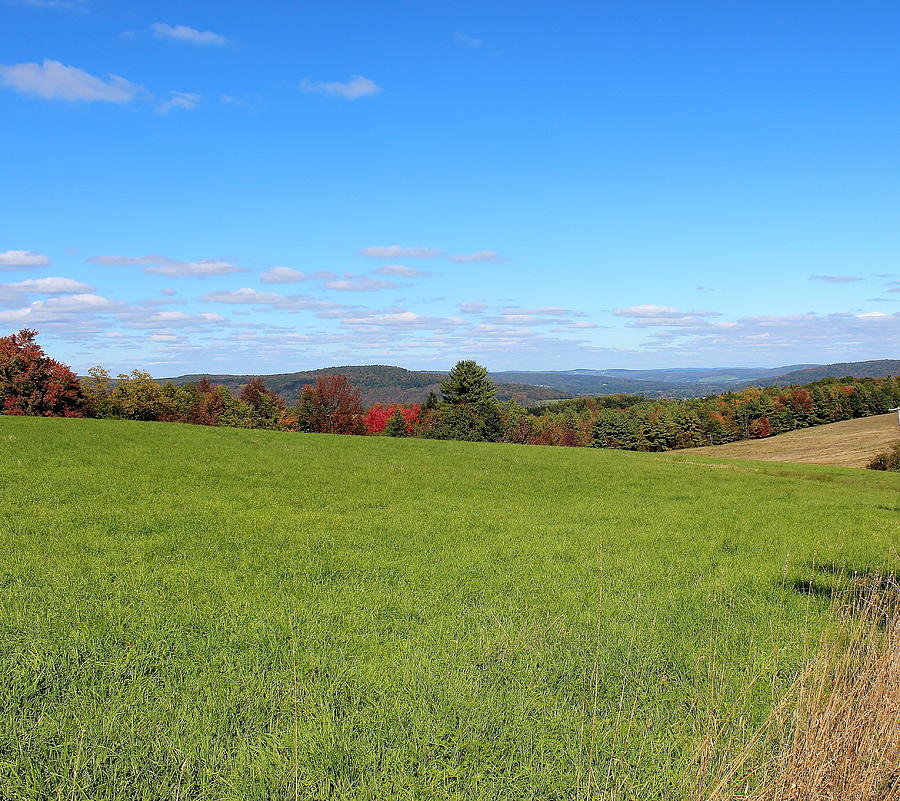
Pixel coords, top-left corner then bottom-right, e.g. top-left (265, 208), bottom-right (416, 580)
top-left (296, 374), bottom-right (365, 434)
top-left (0, 329), bottom-right (82, 417)
top-left (364, 403), bottom-right (421, 435)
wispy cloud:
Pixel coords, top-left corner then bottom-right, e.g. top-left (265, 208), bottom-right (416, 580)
top-left (452, 32), bottom-right (484, 48)
top-left (0, 250), bottom-right (50, 269)
top-left (613, 304), bottom-right (721, 328)
top-left (150, 23), bottom-right (228, 47)
top-left (259, 267), bottom-right (337, 284)
top-left (325, 277), bottom-right (397, 292)
top-left (2, 276), bottom-right (94, 293)
top-left (360, 245), bottom-right (440, 259)
top-left (372, 264), bottom-right (429, 278)
top-left (809, 275), bottom-right (862, 283)
top-left (299, 75), bottom-right (380, 100)
top-left (146, 260), bottom-right (247, 278)
top-left (89, 254), bottom-right (247, 277)
top-left (156, 91), bottom-right (202, 114)
top-left (199, 288), bottom-right (344, 312)
top-left (450, 250), bottom-right (504, 263)
top-left (0, 59), bottom-right (143, 102)
top-left (88, 254), bottom-right (169, 266)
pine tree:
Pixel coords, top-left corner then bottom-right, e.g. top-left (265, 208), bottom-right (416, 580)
top-left (385, 408), bottom-right (407, 437)
top-left (440, 360), bottom-right (496, 407)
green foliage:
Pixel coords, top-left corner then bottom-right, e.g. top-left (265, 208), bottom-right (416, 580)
top-left (384, 408), bottom-right (407, 437)
top-left (80, 365), bottom-right (114, 417)
top-left (110, 370), bottom-right (174, 421)
top-left (440, 360), bottom-right (496, 407)
top-left (589, 377), bottom-right (900, 452)
top-left (0, 417), bottom-right (897, 798)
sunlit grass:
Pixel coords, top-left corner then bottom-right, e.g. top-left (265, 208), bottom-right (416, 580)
top-left (0, 417), bottom-right (897, 799)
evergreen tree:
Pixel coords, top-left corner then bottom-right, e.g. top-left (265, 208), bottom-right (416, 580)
top-left (440, 360), bottom-right (496, 407)
top-left (385, 408), bottom-right (407, 437)
top-left (422, 390), bottom-right (440, 411)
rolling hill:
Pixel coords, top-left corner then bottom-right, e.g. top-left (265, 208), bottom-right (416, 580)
top-left (158, 359), bottom-right (900, 407)
top-left (761, 359), bottom-right (900, 386)
top-left (164, 365), bottom-right (571, 407)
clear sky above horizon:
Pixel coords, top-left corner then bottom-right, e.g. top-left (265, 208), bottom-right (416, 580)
top-left (2, 0), bottom-right (899, 375)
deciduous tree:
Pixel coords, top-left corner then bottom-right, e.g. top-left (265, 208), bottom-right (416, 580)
top-left (0, 329), bottom-right (82, 417)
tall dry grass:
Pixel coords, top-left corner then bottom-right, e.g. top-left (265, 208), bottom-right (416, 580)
top-left (704, 573), bottom-right (900, 801)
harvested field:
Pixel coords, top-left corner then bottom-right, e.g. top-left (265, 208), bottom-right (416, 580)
top-left (680, 413), bottom-right (900, 468)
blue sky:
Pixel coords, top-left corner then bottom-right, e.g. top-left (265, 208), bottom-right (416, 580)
top-left (2, 0), bottom-right (899, 374)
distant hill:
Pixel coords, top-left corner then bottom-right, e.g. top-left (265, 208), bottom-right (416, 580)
top-left (163, 365), bottom-right (570, 407)
top-left (160, 359), bottom-right (899, 407)
top-left (590, 365), bottom-right (819, 384)
top-left (759, 359), bottom-right (900, 386)
top-left (491, 371), bottom-right (704, 398)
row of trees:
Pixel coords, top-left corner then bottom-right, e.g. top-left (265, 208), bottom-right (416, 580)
top-left (3, 329), bottom-right (899, 456)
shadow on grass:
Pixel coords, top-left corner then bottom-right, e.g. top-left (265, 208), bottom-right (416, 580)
top-left (790, 562), bottom-right (899, 625)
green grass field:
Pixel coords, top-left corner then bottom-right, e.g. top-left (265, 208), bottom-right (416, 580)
top-left (1, 418), bottom-right (897, 800)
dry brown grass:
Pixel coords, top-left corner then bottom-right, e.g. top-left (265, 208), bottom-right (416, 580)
top-left (702, 574), bottom-right (900, 801)
top-left (683, 413), bottom-right (899, 468)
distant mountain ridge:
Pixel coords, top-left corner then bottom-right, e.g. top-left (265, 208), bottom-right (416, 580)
top-left (761, 359), bottom-right (900, 385)
top-left (163, 365), bottom-right (571, 407)
top-left (160, 358), bottom-right (898, 407)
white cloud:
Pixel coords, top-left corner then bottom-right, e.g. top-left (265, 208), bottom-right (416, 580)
top-left (299, 75), bottom-right (380, 100)
top-left (450, 250), bottom-right (504, 263)
top-left (201, 288), bottom-right (284, 304)
top-left (119, 310), bottom-right (225, 329)
top-left (452, 32), bottom-right (484, 48)
top-left (809, 275), bottom-right (862, 283)
top-left (200, 287), bottom-right (344, 312)
top-left (637, 309), bottom-right (900, 364)
top-left (325, 277), bottom-right (397, 292)
top-left (259, 267), bottom-right (337, 284)
top-left (0, 249), bottom-right (50, 268)
top-left (360, 245), bottom-right (441, 259)
top-left (146, 259), bottom-right (247, 277)
top-left (156, 91), bottom-right (202, 114)
top-left (88, 254), bottom-right (170, 266)
top-left (88, 254), bottom-right (245, 277)
top-left (0, 293), bottom-right (122, 325)
top-left (372, 264), bottom-right (429, 278)
top-left (459, 302), bottom-right (487, 314)
top-left (0, 60), bottom-right (142, 102)
top-left (150, 23), bottom-right (228, 47)
top-left (3, 276), bottom-right (94, 293)
top-left (613, 305), bottom-right (721, 327)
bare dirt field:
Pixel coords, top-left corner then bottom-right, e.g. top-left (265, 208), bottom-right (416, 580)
top-left (682, 413), bottom-right (900, 468)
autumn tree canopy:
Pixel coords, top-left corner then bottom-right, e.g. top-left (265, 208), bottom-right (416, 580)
top-left (0, 329), bottom-right (82, 417)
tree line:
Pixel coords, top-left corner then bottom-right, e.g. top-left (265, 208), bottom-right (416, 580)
top-left (3, 329), bottom-right (899, 456)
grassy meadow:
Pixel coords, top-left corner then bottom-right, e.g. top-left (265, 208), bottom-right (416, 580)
top-left (1, 417), bottom-right (898, 799)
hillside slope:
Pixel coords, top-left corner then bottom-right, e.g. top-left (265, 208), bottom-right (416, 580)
top-left (762, 359), bottom-right (900, 385)
top-left (165, 365), bottom-right (570, 406)
top-left (1, 418), bottom-right (897, 798)
top-left (678, 412), bottom-right (899, 467)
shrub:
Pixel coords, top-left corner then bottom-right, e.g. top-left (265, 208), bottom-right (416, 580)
top-left (867, 441), bottom-right (900, 471)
